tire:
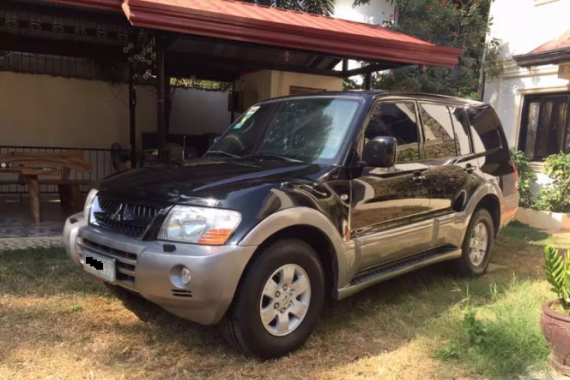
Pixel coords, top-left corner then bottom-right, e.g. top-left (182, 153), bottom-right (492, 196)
top-left (221, 238), bottom-right (325, 359)
top-left (451, 208), bottom-right (495, 276)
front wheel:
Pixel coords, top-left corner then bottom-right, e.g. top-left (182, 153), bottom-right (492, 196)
top-left (221, 239), bottom-right (325, 359)
top-left (451, 208), bottom-right (495, 276)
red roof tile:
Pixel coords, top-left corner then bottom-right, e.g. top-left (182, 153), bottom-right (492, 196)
top-left (531, 29), bottom-right (570, 54)
top-left (48, 0), bottom-right (462, 67)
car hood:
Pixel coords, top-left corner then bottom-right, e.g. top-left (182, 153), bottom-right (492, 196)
top-left (98, 157), bottom-right (333, 204)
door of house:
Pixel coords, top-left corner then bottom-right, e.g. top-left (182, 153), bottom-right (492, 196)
top-left (519, 93), bottom-right (570, 160)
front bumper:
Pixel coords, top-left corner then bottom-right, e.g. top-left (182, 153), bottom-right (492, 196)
top-left (64, 213), bottom-right (256, 325)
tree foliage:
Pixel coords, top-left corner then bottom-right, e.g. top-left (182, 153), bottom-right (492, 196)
top-left (352, 0), bottom-right (502, 99)
top-left (533, 151), bottom-right (570, 213)
top-left (510, 149), bottom-right (536, 208)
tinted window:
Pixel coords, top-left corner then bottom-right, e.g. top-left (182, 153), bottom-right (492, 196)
top-left (365, 102), bottom-right (420, 163)
top-left (466, 106), bottom-right (502, 153)
top-left (212, 97), bottom-right (361, 164)
top-left (450, 106), bottom-right (472, 156)
top-left (419, 103), bottom-right (458, 159)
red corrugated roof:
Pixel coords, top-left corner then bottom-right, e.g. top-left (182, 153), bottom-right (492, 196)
top-left (531, 29), bottom-right (570, 54)
top-left (48, 0), bottom-right (462, 67)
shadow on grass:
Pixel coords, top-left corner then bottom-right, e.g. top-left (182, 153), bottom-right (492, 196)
top-left (0, 225), bottom-right (555, 379)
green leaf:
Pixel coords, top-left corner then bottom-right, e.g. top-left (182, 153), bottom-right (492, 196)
top-left (544, 245), bottom-right (565, 294)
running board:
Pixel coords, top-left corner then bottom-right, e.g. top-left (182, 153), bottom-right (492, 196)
top-left (335, 248), bottom-right (462, 300)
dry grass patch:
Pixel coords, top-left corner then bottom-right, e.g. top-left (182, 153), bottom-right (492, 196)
top-left (0, 222), bottom-right (561, 379)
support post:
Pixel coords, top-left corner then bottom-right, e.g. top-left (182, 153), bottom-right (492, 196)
top-left (129, 63), bottom-right (137, 168)
top-left (231, 80), bottom-right (236, 124)
top-left (364, 72), bottom-right (372, 90)
top-left (156, 33), bottom-right (167, 162)
top-left (342, 59), bottom-right (348, 74)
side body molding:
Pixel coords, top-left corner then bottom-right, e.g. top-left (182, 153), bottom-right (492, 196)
top-left (238, 207), bottom-right (354, 289)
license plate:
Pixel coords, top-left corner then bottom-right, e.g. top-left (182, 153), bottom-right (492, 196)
top-left (83, 252), bottom-right (116, 283)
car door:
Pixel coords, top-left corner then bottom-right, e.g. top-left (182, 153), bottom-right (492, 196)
top-left (417, 102), bottom-right (483, 247)
top-left (351, 101), bottom-right (434, 271)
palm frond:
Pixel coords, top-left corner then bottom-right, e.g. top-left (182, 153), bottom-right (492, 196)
top-left (301, 0), bottom-right (334, 16)
top-left (544, 245), bottom-right (565, 293)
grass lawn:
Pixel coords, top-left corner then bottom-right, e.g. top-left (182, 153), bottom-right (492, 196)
top-left (0, 222), bottom-right (566, 380)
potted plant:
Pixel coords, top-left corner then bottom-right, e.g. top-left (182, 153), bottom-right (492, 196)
top-left (542, 245), bottom-right (570, 376)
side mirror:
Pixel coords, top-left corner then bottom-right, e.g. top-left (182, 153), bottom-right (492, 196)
top-left (362, 136), bottom-right (397, 168)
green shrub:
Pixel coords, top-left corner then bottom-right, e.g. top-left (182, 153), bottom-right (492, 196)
top-left (544, 245), bottom-right (570, 312)
top-left (533, 152), bottom-right (570, 213)
top-left (510, 149), bottom-right (536, 208)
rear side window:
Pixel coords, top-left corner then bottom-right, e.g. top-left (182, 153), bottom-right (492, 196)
top-left (419, 103), bottom-right (458, 159)
top-left (466, 106), bottom-right (503, 153)
top-left (449, 106), bottom-right (472, 156)
top-left (365, 102), bottom-right (420, 163)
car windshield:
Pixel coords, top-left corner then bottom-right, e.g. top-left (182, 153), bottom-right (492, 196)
top-left (208, 97), bottom-right (362, 165)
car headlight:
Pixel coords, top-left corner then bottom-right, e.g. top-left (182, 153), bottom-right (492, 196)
top-left (159, 206), bottom-right (241, 245)
top-left (84, 189), bottom-right (98, 218)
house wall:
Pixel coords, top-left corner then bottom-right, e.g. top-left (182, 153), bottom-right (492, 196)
top-left (0, 72), bottom-right (231, 149)
top-left (334, 0), bottom-right (395, 25)
top-left (268, 71), bottom-right (343, 98)
top-left (483, 0), bottom-right (570, 149)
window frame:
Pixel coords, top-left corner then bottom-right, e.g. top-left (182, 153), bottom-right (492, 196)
top-left (358, 99), bottom-right (424, 165)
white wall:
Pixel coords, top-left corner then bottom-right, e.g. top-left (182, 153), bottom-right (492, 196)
top-left (0, 72), bottom-right (156, 149)
top-left (0, 72), bottom-right (232, 150)
top-left (334, 0), bottom-right (395, 25)
top-left (483, 0), bottom-right (570, 149)
top-left (487, 0), bottom-right (570, 60)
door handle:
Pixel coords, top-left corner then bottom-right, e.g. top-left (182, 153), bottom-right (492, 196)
top-left (413, 171), bottom-right (426, 182)
top-left (464, 164), bottom-right (476, 174)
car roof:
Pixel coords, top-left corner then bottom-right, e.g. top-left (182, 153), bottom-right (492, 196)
top-left (260, 90), bottom-right (486, 107)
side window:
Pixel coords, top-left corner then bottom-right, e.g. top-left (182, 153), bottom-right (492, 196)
top-left (419, 103), bottom-right (458, 159)
top-left (449, 106), bottom-right (472, 156)
top-left (365, 102), bottom-right (420, 163)
top-left (466, 106), bottom-right (503, 154)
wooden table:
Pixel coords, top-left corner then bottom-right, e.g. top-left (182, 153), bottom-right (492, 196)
top-left (0, 152), bottom-right (93, 223)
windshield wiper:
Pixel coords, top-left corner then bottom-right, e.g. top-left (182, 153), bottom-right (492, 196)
top-left (242, 153), bottom-right (302, 162)
top-left (205, 150), bottom-right (241, 158)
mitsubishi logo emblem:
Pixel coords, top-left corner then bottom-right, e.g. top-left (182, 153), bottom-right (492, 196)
top-left (109, 203), bottom-right (124, 222)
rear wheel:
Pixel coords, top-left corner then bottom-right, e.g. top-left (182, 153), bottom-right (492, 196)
top-left (221, 239), bottom-right (325, 359)
top-left (451, 208), bottom-right (494, 276)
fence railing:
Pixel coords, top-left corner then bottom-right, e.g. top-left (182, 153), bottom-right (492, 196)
top-left (0, 145), bottom-right (115, 195)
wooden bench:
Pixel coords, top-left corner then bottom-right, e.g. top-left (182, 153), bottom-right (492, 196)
top-left (0, 151), bottom-right (93, 222)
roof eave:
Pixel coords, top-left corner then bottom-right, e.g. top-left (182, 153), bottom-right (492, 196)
top-left (514, 47), bottom-right (570, 68)
top-left (46, 0), bottom-right (122, 12)
top-left (122, 0), bottom-right (462, 68)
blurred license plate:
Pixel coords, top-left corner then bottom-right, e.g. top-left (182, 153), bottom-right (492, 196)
top-left (83, 252), bottom-right (115, 283)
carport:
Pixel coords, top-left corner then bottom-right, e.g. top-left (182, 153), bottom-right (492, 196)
top-left (2, 0), bottom-right (461, 164)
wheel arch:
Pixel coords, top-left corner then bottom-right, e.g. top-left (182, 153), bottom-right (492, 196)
top-left (239, 207), bottom-right (353, 293)
top-left (462, 183), bottom-right (503, 239)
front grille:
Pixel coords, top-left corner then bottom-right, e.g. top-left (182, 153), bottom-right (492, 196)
top-left (91, 195), bottom-right (163, 239)
top-left (81, 239), bottom-right (138, 287)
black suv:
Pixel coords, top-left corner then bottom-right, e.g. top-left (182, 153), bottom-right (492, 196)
top-left (64, 91), bottom-right (519, 359)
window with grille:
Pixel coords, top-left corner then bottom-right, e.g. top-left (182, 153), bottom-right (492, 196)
top-left (518, 93), bottom-right (570, 160)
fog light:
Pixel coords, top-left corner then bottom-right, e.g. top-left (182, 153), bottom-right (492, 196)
top-left (180, 267), bottom-right (192, 285)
